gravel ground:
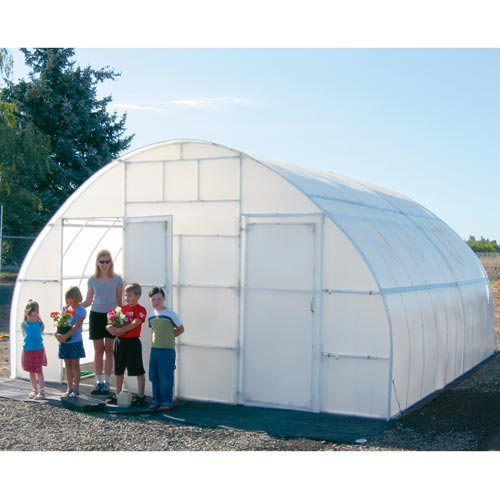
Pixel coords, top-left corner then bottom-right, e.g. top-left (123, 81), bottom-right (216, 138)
top-left (1, 276), bottom-right (500, 452)
top-left (0, 396), bottom-right (372, 451)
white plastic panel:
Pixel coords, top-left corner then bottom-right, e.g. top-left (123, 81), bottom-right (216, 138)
top-left (177, 345), bottom-right (237, 403)
top-left (400, 292), bottom-right (425, 408)
top-left (242, 158), bottom-right (318, 215)
top-left (180, 236), bottom-right (239, 287)
top-left (63, 163), bottom-right (125, 218)
top-left (199, 157), bottom-right (240, 200)
top-left (442, 287), bottom-right (461, 384)
top-left (125, 202), bottom-right (239, 236)
top-left (126, 162), bottom-right (164, 202)
top-left (321, 357), bottom-right (389, 418)
top-left (245, 223), bottom-right (315, 290)
top-left (461, 284), bottom-right (491, 372)
top-left (20, 223), bottom-right (62, 280)
top-left (417, 291), bottom-right (439, 399)
top-left (432, 288), bottom-right (452, 390)
top-left (385, 293), bottom-right (410, 415)
top-left (177, 287), bottom-right (238, 348)
top-left (322, 219), bottom-right (378, 291)
top-left (127, 143), bottom-right (181, 162)
top-left (244, 290), bottom-right (313, 409)
top-left (321, 294), bottom-right (389, 357)
top-left (364, 180), bottom-right (434, 218)
top-left (124, 218), bottom-right (168, 286)
top-left (165, 160), bottom-right (198, 201)
top-left (181, 142), bottom-right (237, 160)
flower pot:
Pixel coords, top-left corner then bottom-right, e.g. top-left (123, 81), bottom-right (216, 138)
top-left (57, 325), bottom-right (72, 342)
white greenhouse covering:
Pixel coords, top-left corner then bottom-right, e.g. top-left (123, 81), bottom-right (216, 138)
top-left (10, 139), bottom-right (495, 419)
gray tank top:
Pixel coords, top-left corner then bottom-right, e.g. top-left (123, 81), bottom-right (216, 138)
top-left (88, 275), bottom-right (123, 313)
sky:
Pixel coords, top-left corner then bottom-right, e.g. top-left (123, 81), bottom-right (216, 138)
top-left (7, 46), bottom-right (500, 243)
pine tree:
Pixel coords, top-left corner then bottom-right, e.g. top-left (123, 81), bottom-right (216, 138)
top-left (2, 48), bottom-right (134, 221)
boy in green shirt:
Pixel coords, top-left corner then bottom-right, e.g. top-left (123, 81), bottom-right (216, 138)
top-left (147, 286), bottom-right (184, 410)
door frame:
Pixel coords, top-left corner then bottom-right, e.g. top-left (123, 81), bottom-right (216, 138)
top-left (238, 214), bottom-right (324, 412)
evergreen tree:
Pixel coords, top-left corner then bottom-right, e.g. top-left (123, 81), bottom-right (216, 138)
top-left (2, 48), bottom-right (134, 221)
top-left (1, 49), bottom-right (51, 266)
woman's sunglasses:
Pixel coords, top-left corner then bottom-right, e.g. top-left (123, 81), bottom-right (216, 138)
top-left (99, 260), bottom-right (111, 264)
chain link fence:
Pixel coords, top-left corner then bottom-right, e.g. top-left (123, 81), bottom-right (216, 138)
top-left (1, 235), bottom-right (35, 271)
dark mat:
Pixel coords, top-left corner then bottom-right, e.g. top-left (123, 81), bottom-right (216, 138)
top-left (104, 402), bottom-right (160, 414)
top-left (0, 377), bottom-right (64, 407)
top-left (61, 394), bottom-right (106, 412)
top-left (161, 400), bottom-right (392, 443)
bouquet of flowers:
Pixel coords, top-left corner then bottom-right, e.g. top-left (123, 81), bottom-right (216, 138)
top-left (107, 306), bottom-right (132, 328)
top-left (50, 307), bottom-right (75, 329)
top-left (50, 307), bottom-right (75, 341)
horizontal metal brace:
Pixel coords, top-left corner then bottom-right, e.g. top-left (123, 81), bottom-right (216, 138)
top-left (127, 199), bottom-right (239, 205)
top-left (322, 352), bottom-right (389, 361)
top-left (16, 279), bottom-right (60, 283)
top-left (174, 283), bottom-right (239, 290)
top-left (323, 288), bottom-right (380, 295)
top-left (241, 212), bottom-right (322, 218)
top-left (177, 343), bottom-right (237, 352)
top-left (62, 223), bottom-right (123, 229)
top-left (380, 278), bottom-right (489, 295)
top-left (244, 287), bottom-right (319, 294)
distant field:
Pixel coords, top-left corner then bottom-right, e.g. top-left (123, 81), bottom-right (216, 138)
top-left (477, 253), bottom-right (500, 279)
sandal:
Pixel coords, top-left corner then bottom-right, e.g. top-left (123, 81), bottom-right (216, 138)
top-left (131, 395), bottom-right (147, 407)
top-left (106, 394), bottom-right (118, 405)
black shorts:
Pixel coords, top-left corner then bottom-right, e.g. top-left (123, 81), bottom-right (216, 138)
top-left (113, 337), bottom-right (145, 376)
top-left (89, 311), bottom-right (114, 340)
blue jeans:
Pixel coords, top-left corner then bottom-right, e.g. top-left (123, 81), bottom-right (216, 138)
top-left (149, 348), bottom-right (176, 406)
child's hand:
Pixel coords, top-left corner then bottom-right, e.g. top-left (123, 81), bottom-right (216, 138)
top-left (106, 325), bottom-right (117, 336)
top-left (55, 333), bottom-right (64, 343)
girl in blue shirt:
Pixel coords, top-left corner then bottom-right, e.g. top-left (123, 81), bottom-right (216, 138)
top-left (21, 300), bottom-right (47, 399)
top-left (56, 286), bottom-right (87, 398)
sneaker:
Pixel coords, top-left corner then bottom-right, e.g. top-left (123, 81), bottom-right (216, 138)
top-left (62, 389), bottom-right (72, 398)
top-left (148, 402), bottom-right (160, 410)
top-left (90, 382), bottom-right (103, 395)
top-left (69, 390), bottom-right (79, 398)
top-left (34, 391), bottom-right (46, 400)
top-left (131, 395), bottom-right (147, 407)
top-left (28, 391), bottom-right (37, 399)
top-left (158, 405), bottom-right (172, 412)
top-left (106, 393), bottom-right (118, 405)
top-left (100, 382), bottom-right (111, 395)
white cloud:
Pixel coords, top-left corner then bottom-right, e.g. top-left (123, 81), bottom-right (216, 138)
top-left (114, 103), bottom-right (169, 112)
top-left (168, 97), bottom-right (260, 109)
top-left (114, 97), bottom-right (260, 113)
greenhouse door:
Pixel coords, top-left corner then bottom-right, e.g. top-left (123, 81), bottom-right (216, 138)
top-left (123, 216), bottom-right (172, 395)
top-left (123, 216), bottom-right (172, 300)
top-left (242, 217), bottom-right (320, 411)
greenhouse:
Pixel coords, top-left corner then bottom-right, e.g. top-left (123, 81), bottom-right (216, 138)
top-left (9, 139), bottom-right (495, 419)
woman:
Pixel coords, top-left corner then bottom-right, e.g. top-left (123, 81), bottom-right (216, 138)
top-left (82, 249), bottom-right (123, 395)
